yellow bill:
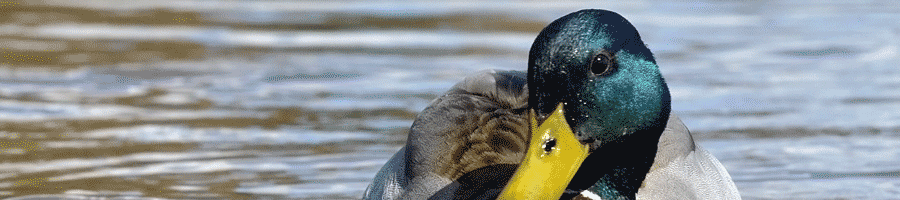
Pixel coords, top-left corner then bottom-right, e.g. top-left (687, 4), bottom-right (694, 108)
top-left (498, 103), bottom-right (591, 200)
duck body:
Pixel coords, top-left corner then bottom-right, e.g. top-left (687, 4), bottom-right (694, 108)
top-left (364, 70), bottom-right (740, 200)
top-left (365, 70), bottom-right (531, 200)
top-left (365, 9), bottom-right (740, 200)
top-left (630, 115), bottom-right (740, 200)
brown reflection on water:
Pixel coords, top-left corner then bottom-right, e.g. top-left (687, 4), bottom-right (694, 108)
top-left (0, 2), bottom-right (203, 26)
top-left (0, 0), bottom-right (445, 198)
top-left (1, 1), bottom-right (209, 69)
top-left (1, 39), bottom-right (207, 68)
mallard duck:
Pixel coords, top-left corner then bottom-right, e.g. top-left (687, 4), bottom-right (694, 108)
top-left (364, 9), bottom-right (740, 200)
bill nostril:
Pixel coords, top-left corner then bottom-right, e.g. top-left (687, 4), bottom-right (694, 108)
top-left (543, 139), bottom-right (557, 153)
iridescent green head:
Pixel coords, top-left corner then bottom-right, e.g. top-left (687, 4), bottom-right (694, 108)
top-left (527, 9), bottom-right (672, 198)
top-left (528, 9), bottom-right (670, 151)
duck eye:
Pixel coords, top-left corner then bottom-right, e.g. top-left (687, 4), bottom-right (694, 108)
top-left (591, 52), bottom-right (615, 76)
top-left (543, 138), bottom-right (557, 153)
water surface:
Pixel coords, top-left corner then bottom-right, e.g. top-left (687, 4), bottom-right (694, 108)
top-left (1, 0), bottom-right (899, 199)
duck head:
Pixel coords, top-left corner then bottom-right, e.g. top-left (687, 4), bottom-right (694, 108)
top-left (528, 9), bottom-right (671, 198)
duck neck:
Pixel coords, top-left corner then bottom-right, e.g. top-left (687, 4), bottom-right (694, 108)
top-left (561, 126), bottom-right (666, 200)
